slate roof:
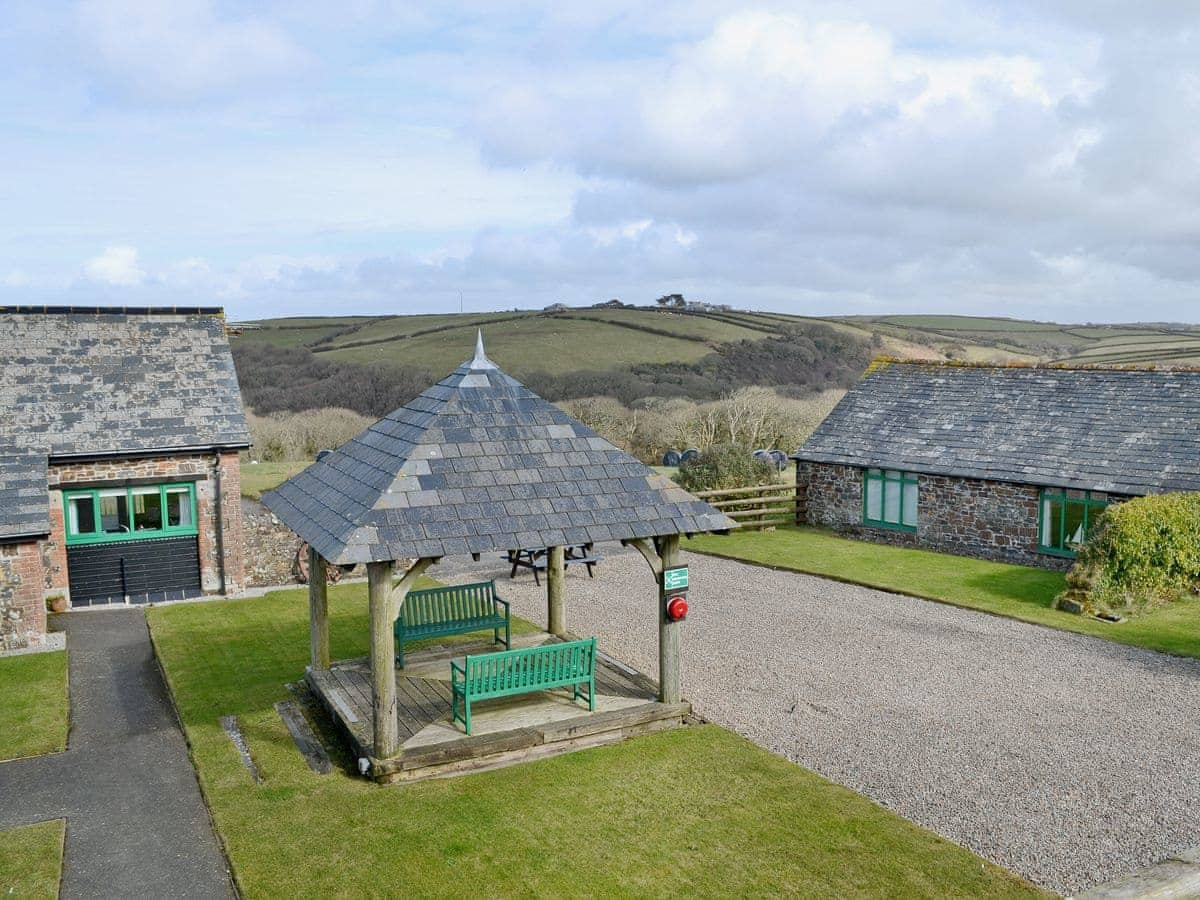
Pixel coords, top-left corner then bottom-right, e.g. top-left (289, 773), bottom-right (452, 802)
top-left (0, 451), bottom-right (49, 541)
top-left (794, 360), bottom-right (1200, 495)
top-left (263, 335), bottom-right (734, 564)
top-left (0, 307), bottom-right (249, 458)
top-left (0, 307), bottom-right (249, 542)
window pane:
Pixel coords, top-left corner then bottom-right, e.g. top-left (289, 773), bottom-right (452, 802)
top-left (1063, 500), bottom-right (1086, 548)
top-left (865, 476), bottom-right (882, 521)
top-left (1042, 498), bottom-right (1062, 548)
top-left (166, 488), bottom-right (193, 528)
top-left (883, 479), bottom-right (901, 523)
top-left (68, 496), bottom-right (97, 535)
top-left (100, 492), bottom-right (129, 534)
top-left (1084, 502), bottom-right (1107, 540)
top-left (901, 480), bottom-right (918, 527)
top-left (132, 488), bottom-right (163, 531)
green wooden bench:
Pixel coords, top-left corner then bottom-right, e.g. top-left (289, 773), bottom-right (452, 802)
top-left (450, 637), bottom-right (597, 734)
top-left (393, 580), bottom-right (510, 668)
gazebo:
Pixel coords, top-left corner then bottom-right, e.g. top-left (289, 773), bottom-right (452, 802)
top-left (263, 334), bottom-right (733, 780)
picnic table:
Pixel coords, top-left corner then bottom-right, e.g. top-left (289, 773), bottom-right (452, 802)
top-left (506, 544), bottom-right (601, 585)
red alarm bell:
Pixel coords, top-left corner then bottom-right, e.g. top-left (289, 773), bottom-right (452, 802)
top-left (666, 595), bottom-right (688, 621)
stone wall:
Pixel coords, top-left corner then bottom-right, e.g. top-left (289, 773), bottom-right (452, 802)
top-left (796, 461), bottom-right (1120, 569)
top-left (0, 541), bottom-right (47, 651)
top-left (241, 498), bottom-right (303, 587)
top-left (47, 451), bottom-right (245, 602)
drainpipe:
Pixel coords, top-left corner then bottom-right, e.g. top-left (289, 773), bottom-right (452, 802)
top-left (212, 450), bottom-right (227, 595)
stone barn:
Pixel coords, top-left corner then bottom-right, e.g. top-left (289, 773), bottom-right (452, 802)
top-left (0, 306), bottom-right (249, 650)
top-left (793, 359), bottom-right (1200, 569)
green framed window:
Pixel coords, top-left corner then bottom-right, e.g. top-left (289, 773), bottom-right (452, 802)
top-left (863, 468), bottom-right (918, 531)
top-left (64, 482), bottom-right (197, 545)
top-left (1039, 488), bottom-right (1108, 557)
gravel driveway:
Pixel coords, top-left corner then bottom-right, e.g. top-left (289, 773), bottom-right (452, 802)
top-left (437, 545), bottom-right (1200, 896)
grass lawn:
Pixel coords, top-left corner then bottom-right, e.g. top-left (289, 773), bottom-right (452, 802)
top-left (240, 460), bottom-right (311, 500)
top-left (0, 650), bottom-right (69, 761)
top-left (0, 820), bottom-right (65, 898)
top-left (687, 526), bottom-right (1200, 659)
top-left (148, 583), bottom-right (1043, 898)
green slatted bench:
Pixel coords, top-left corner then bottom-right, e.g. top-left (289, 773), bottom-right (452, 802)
top-left (393, 580), bottom-right (510, 668)
top-left (451, 637), bottom-right (597, 734)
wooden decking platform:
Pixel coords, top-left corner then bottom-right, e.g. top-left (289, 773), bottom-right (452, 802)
top-left (306, 632), bottom-right (690, 783)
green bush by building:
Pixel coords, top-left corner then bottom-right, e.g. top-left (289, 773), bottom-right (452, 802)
top-left (1058, 492), bottom-right (1200, 618)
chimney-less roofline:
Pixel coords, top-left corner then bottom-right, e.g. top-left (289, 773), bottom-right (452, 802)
top-left (0, 305), bottom-right (226, 316)
top-left (47, 442), bottom-right (250, 464)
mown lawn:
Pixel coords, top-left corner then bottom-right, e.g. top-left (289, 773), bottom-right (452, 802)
top-left (240, 460), bottom-right (311, 500)
top-left (0, 819), bottom-right (65, 898)
top-left (148, 584), bottom-right (1044, 899)
top-left (687, 526), bottom-right (1200, 659)
top-left (0, 650), bottom-right (69, 761)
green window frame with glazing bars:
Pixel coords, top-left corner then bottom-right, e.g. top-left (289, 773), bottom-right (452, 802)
top-left (862, 468), bottom-right (919, 532)
top-left (62, 482), bottom-right (199, 546)
top-left (1038, 488), bottom-right (1108, 557)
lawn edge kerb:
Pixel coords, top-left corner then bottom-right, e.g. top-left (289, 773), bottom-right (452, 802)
top-left (682, 542), bottom-right (1151, 650)
top-left (146, 624), bottom-right (244, 899)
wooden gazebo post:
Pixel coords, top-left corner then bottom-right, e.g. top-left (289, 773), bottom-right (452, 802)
top-left (626, 534), bottom-right (682, 704)
top-left (307, 546), bottom-right (329, 670)
top-left (546, 545), bottom-right (565, 636)
top-left (366, 556), bottom-right (436, 759)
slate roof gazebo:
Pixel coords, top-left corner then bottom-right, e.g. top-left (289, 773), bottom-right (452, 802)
top-left (263, 334), bottom-right (733, 777)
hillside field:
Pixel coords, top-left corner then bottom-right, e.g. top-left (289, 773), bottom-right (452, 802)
top-left (236, 307), bottom-right (1200, 378)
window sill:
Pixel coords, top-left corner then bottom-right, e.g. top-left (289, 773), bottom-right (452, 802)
top-left (65, 529), bottom-right (199, 547)
top-left (1037, 546), bottom-right (1078, 559)
top-left (863, 521), bottom-right (917, 534)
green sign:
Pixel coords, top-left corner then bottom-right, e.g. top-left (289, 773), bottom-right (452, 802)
top-left (663, 566), bottom-right (689, 591)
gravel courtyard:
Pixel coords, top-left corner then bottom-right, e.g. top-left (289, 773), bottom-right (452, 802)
top-left (437, 545), bottom-right (1200, 896)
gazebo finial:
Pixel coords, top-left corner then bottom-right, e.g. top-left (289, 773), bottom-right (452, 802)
top-left (470, 329), bottom-right (498, 370)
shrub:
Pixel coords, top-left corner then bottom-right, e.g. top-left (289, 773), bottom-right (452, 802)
top-left (246, 408), bottom-right (375, 462)
top-left (1057, 492), bottom-right (1200, 618)
top-left (558, 389), bottom-right (843, 466)
top-left (675, 444), bottom-right (779, 493)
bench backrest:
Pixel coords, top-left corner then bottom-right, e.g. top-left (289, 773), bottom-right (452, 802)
top-left (463, 638), bottom-right (596, 695)
top-left (402, 580), bottom-right (499, 627)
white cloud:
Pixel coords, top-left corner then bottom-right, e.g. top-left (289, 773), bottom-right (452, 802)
top-left (76, 0), bottom-right (307, 101)
top-left (476, 11), bottom-right (1090, 188)
top-left (83, 245), bottom-right (145, 286)
top-left (3, 2), bottom-right (1200, 322)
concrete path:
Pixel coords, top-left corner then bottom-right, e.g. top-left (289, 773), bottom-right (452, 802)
top-left (0, 610), bottom-right (235, 899)
top-left (435, 545), bottom-right (1200, 897)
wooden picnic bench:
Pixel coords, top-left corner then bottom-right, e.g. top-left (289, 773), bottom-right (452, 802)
top-left (450, 637), bottom-right (597, 734)
top-left (507, 544), bottom-right (603, 585)
top-left (393, 580), bottom-right (510, 668)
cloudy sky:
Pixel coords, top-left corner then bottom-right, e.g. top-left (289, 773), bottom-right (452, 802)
top-left (2, 1), bottom-right (1198, 321)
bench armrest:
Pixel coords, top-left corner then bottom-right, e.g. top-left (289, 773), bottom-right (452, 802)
top-left (450, 658), bottom-right (466, 684)
top-left (491, 593), bottom-right (510, 613)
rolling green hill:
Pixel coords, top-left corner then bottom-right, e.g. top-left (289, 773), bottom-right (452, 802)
top-left (231, 306), bottom-right (1200, 423)
top-left (843, 314), bottom-right (1200, 366)
top-left (237, 307), bottom-right (1200, 380)
top-left (238, 306), bottom-right (924, 381)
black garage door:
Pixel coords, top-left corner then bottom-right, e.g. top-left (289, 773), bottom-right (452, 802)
top-left (67, 536), bottom-right (203, 607)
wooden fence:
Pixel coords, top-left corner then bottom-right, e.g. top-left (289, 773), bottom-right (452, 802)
top-left (692, 483), bottom-right (799, 531)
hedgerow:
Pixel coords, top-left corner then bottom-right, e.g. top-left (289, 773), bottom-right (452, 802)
top-left (1057, 492), bottom-right (1200, 618)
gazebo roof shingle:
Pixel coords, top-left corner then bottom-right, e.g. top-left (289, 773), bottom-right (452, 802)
top-left (263, 335), bottom-right (734, 564)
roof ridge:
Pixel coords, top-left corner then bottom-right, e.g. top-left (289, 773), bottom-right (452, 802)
top-left (865, 355), bottom-right (1200, 375)
top-left (0, 305), bottom-right (225, 317)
